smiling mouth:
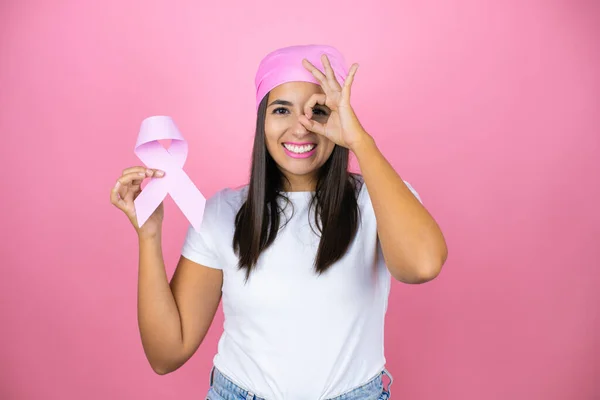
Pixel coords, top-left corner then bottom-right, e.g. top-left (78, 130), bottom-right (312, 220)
top-left (282, 143), bottom-right (317, 154)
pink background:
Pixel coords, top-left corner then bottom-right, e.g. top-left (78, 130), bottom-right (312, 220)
top-left (1, 1), bottom-right (599, 399)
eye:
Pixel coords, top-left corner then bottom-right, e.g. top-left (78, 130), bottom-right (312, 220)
top-left (312, 107), bottom-right (329, 116)
top-left (272, 107), bottom-right (289, 115)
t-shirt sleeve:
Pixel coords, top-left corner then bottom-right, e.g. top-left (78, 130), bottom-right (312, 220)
top-left (357, 179), bottom-right (423, 278)
top-left (402, 180), bottom-right (423, 204)
top-left (180, 190), bottom-right (223, 269)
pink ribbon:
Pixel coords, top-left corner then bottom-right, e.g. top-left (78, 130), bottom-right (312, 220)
top-left (133, 116), bottom-right (205, 232)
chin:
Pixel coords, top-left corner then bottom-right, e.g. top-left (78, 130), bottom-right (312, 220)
top-left (279, 159), bottom-right (321, 177)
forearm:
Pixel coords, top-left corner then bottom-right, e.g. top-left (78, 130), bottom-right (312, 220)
top-left (352, 134), bottom-right (447, 283)
top-left (137, 234), bottom-right (184, 372)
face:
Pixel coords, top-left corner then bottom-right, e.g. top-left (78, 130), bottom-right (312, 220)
top-left (264, 81), bottom-right (335, 191)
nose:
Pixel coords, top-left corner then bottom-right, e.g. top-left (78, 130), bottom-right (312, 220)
top-left (290, 115), bottom-right (309, 138)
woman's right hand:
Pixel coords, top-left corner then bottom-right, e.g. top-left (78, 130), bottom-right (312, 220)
top-left (110, 166), bottom-right (166, 238)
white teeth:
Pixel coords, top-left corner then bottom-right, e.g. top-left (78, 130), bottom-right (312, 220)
top-left (283, 143), bottom-right (315, 154)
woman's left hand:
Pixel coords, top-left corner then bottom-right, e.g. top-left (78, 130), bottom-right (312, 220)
top-left (300, 55), bottom-right (370, 152)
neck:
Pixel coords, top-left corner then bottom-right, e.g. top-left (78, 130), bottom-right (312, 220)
top-left (282, 173), bottom-right (317, 192)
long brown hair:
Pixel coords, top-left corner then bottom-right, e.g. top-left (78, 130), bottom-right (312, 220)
top-left (233, 94), bottom-right (361, 280)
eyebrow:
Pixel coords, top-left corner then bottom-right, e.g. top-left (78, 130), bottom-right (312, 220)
top-left (268, 99), bottom-right (293, 108)
top-left (267, 99), bottom-right (328, 109)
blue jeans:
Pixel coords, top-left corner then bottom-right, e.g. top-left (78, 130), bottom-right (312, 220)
top-left (206, 367), bottom-right (393, 400)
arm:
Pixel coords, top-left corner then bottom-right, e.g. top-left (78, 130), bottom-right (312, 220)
top-left (298, 55), bottom-right (447, 283)
top-left (352, 134), bottom-right (448, 284)
top-left (137, 234), bottom-right (222, 375)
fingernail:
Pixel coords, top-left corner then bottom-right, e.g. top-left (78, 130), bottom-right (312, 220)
top-left (139, 172), bottom-right (146, 176)
top-left (156, 170), bottom-right (165, 177)
top-left (146, 169), bottom-right (152, 175)
top-left (114, 181), bottom-right (121, 188)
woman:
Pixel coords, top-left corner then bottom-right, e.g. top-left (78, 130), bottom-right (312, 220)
top-left (111, 44), bottom-right (447, 400)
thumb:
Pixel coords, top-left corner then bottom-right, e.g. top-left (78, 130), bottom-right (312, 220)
top-left (299, 114), bottom-right (326, 136)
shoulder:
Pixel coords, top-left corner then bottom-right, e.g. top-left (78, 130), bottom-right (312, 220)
top-left (180, 185), bottom-right (247, 268)
top-left (204, 184), bottom-right (248, 220)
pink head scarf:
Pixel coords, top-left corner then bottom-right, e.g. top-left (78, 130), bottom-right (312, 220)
top-left (254, 44), bottom-right (348, 111)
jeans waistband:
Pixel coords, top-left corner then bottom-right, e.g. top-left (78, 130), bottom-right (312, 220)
top-left (329, 368), bottom-right (393, 400)
top-left (208, 367), bottom-right (393, 400)
top-left (209, 367), bottom-right (265, 400)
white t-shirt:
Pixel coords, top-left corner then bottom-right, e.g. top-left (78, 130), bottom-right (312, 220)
top-left (181, 177), bottom-right (421, 400)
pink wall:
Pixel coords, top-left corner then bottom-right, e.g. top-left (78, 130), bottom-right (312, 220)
top-left (1, 1), bottom-right (598, 399)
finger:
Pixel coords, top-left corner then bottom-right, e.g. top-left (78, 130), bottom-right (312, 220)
top-left (117, 171), bottom-right (149, 189)
top-left (122, 166), bottom-right (165, 178)
top-left (118, 180), bottom-right (130, 200)
top-left (121, 167), bottom-right (145, 188)
top-left (122, 166), bottom-right (148, 175)
top-left (110, 181), bottom-right (128, 211)
top-left (304, 93), bottom-right (327, 118)
top-left (298, 115), bottom-right (326, 136)
top-left (127, 168), bottom-right (165, 188)
top-left (302, 59), bottom-right (329, 90)
top-left (123, 179), bottom-right (142, 201)
top-left (342, 63), bottom-right (359, 99)
top-left (124, 170), bottom-right (167, 199)
top-left (116, 171), bottom-right (143, 200)
top-left (321, 54), bottom-right (342, 91)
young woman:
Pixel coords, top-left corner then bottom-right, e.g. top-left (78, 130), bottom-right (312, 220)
top-left (110, 44), bottom-right (447, 400)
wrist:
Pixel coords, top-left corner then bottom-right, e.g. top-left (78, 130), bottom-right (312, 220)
top-left (138, 230), bottom-right (162, 243)
top-left (349, 131), bottom-right (376, 158)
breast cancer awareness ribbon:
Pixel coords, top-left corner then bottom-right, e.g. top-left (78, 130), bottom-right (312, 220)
top-left (133, 116), bottom-right (206, 232)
